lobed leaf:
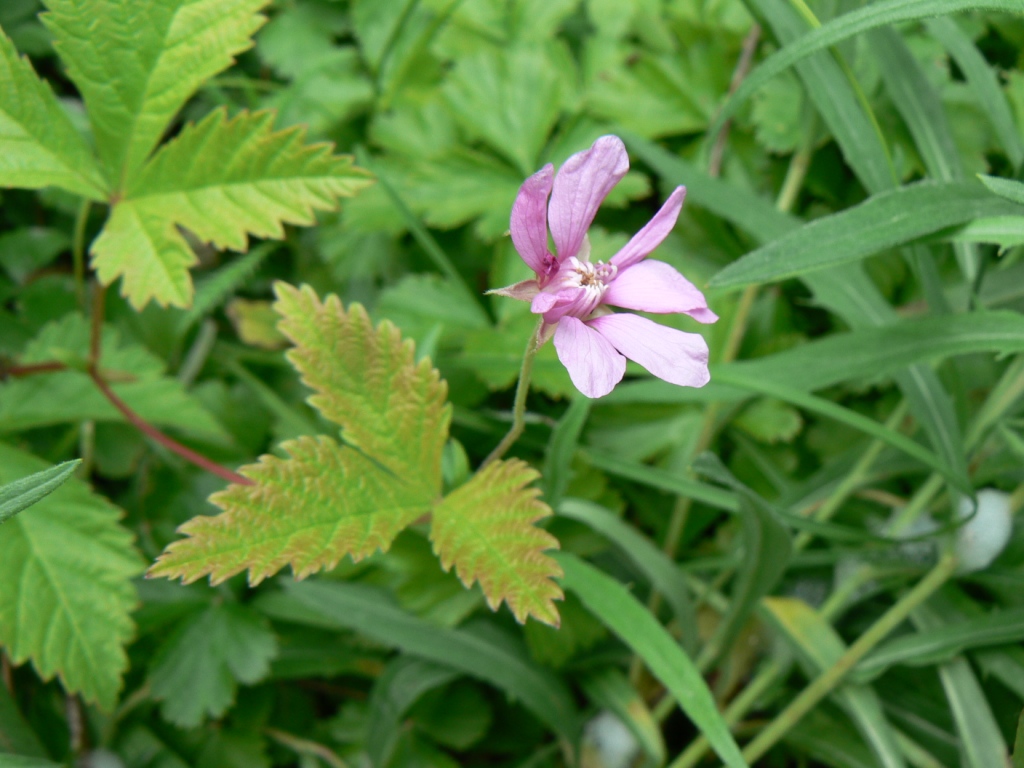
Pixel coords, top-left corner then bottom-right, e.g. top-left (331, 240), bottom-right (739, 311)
top-left (0, 26), bottom-right (105, 199)
top-left (149, 435), bottom-right (434, 585)
top-left (431, 459), bottom-right (562, 627)
top-left (91, 110), bottom-right (372, 309)
top-left (42, 0), bottom-right (268, 184)
top-left (0, 443), bottom-right (143, 710)
top-left (147, 602), bottom-right (277, 727)
top-left (273, 282), bottom-right (449, 489)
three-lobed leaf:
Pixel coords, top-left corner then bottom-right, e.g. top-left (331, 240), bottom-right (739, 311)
top-left (91, 111), bottom-right (373, 309)
top-left (432, 459), bottom-right (562, 627)
top-left (0, 26), bottom-right (106, 199)
top-left (0, 443), bottom-right (143, 710)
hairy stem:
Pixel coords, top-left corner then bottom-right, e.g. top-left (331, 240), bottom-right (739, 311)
top-left (482, 320), bottom-right (543, 467)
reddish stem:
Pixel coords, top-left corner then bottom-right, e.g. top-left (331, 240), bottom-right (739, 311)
top-left (89, 371), bottom-right (252, 485)
top-left (1, 361), bottom-right (67, 378)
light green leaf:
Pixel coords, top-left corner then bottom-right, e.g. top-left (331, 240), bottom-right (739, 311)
top-left (763, 597), bottom-right (908, 768)
top-left (42, 0), bottom-right (268, 184)
top-left (710, 181), bottom-right (1024, 289)
top-left (710, 0), bottom-right (1024, 140)
top-left (0, 314), bottom-right (228, 442)
top-left (0, 26), bottom-right (105, 199)
top-left (257, 579), bottom-right (581, 742)
top-left (442, 43), bottom-right (562, 175)
top-left (941, 216), bottom-right (1024, 250)
top-left (733, 398), bottom-right (803, 444)
top-left (151, 285), bottom-right (450, 585)
top-left (91, 109), bottom-right (372, 309)
top-left (0, 459), bottom-right (79, 526)
top-left (557, 553), bottom-right (748, 768)
top-left (431, 459), bottom-right (563, 627)
top-left (148, 602), bottom-right (277, 727)
top-left (0, 443), bottom-right (143, 710)
top-left (979, 174), bottom-right (1024, 206)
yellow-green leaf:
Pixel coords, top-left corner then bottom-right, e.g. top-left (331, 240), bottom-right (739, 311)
top-left (431, 459), bottom-right (562, 627)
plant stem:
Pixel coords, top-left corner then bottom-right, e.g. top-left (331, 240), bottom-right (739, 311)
top-left (482, 320), bottom-right (542, 467)
top-left (739, 553), bottom-right (958, 763)
top-left (72, 200), bottom-right (91, 311)
top-left (266, 727), bottom-right (349, 768)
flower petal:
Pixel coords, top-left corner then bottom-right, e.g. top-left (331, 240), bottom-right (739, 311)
top-left (589, 313), bottom-right (710, 388)
top-left (511, 163), bottom-right (555, 276)
top-left (610, 186), bottom-right (686, 270)
top-left (487, 279), bottom-right (540, 302)
top-left (553, 316), bottom-right (627, 398)
top-left (603, 259), bottom-right (718, 321)
top-left (549, 136), bottom-right (629, 262)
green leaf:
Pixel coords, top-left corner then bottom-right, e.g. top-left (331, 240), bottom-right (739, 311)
top-left (0, 680), bottom-right (46, 758)
top-left (979, 174), bottom-right (1024, 206)
top-left (91, 109), bottom-right (372, 309)
top-left (256, 579), bottom-right (581, 742)
top-left (579, 668), bottom-right (666, 767)
top-left (442, 43), bottom-right (562, 175)
top-left (542, 397), bottom-right (591, 508)
top-left (941, 217), bottom-right (1024, 250)
top-left (0, 459), bottom-right (79, 526)
top-left (711, 180), bottom-right (1024, 289)
top-left (150, 285), bottom-right (450, 584)
top-left (733, 398), bottom-right (803, 444)
top-left (1014, 709), bottom-right (1024, 768)
top-left (0, 442), bottom-right (143, 710)
top-left (556, 553), bottom-right (748, 768)
top-left (0, 758), bottom-right (62, 768)
top-left (41, 0), bottom-right (268, 184)
top-left (710, 0), bottom-right (1024, 140)
top-left (557, 499), bottom-right (698, 650)
top-left (431, 459), bottom-right (562, 626)
top-left (0, 26), bottom-right (105, 199)
top-left (854, 607), bottom-right (1024, 682)
top-left (0, 314), bottom-right (228, 441)
top-left (148, 602), bottom-right (277, 727)
top-left (763, 597), bottom-right (908, 768)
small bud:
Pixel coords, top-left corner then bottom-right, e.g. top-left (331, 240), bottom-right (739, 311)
top-left (955, 489), bottom-right (1013, 574)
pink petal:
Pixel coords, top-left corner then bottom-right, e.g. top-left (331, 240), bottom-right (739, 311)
top-left (610, 186), bottom-right (686, 270)
top-left (549, 136), bottom-right (629, 262)
top-left (511, 163), bottom-right (555, 276)
top-left (589, 313), bottom-right (710, 388)
top-left (487, 279), bottom-right (540, 302)
top-left (603, 259), bottom-right (718, 322)
top-left (553, 316), bottom-right (627, 398)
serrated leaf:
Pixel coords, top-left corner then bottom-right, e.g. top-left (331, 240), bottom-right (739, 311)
top-left (0, 26), bottom-right (105, 198)
top-left (273, 282), bottom-right (449, 486)
top-left (91, 110), bottom-right (373, 309)
top-left (0, 443), bottom-right (143, 710)
top-left (152, 285), bottom-right (450, 585)
top-left (148, 602), bottom-right (277, 727)
top-left (42, 0), bottom-right (268, 184)
top-left (431, 459), bottom-right (562, 627)
top-left (149, 435), bottom-right (434, 585)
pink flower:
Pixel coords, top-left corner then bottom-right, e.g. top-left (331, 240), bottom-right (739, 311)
top-left (493, 135), bottom-right (717, 398)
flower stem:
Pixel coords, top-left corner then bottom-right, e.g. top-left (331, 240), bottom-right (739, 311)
top-left (482, 320), bottom-right (543, 467)
top-left (72, 200), bottom-right (91, 311)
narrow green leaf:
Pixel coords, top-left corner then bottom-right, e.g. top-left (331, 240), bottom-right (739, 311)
top-left (710, 181), bottom-right (1024, 288)
top-left (912, 603), bottom-right (1010, 768)
top-left (854, 607), bottom-right (1024, 682)
top-left (542, 397), bottom-right (590, 507)
top-left (0, 26), bottom-right (105, 199)
top-left (579, 668), bottom-right (666, 767)
top-left (0, 758), bottom-right (62, 768)
top-left (941, 217), bottom-right (1024, 249)
top-left (0, 681), bottom-right (46, 758)
top-left (0, 443), bottom-right (144, 710)
top-left (257, 579), bottom-right (581, 742)
top-left (711, 0), bottom-right (1024, 140)
top-left (430, 459), bottom-right (563, 627)
top-left (980, 174), bottom-right (1024, 206)
top-left (763, 597), bottom-right (908, 768)
top-left (927, 17), bottom-right (1024, 169)
top-left (1014, 709), bottom-right (1024, 768)
top-left (0, 459), bottom-right (79, 526)
top-left (582, 449), bottom-right (737, 510)
top-left (42, 0), bottom-right (268, 184)
top-left (147, 602), bottom-right (277, 727)
top-left (558, 499), bottom-right (698, 649)
top-left (556, 553), bottom-right (748, 768)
